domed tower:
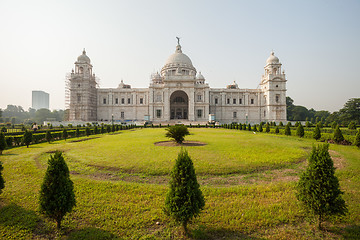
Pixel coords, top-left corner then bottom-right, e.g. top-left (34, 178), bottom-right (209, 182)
top-left (68, 49), bottom-right (97, 121)
top-left (260, 51), bottom-right (287, 122)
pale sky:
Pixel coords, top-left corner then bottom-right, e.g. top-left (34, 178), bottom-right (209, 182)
top-left (0, 0), bottom-right (359, 112)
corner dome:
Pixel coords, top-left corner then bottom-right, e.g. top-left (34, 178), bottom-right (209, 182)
top-left (77, 49), bottom-right (91, 64)
top-left (266, 51), bottom-right (279, 64)
top-left (196, 71), bottom-right (205, 80)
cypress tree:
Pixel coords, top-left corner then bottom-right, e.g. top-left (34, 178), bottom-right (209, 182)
top-left (253, 125), bottom-right (257, 132)
top-left (106, 125), bottom-right (111, 133)
top-left (248, 124), bottom-right (251, 131)
top-left (46, 130), bottom-right (53, 143)
top-left (313, 125), bottom-right (321, 141)
top-left (76, 128), bottom-right (80, 137)
top-left (0, 161), bottom-right (4, 194)
top-left (85, 127), bottom-right (91, 136)
top-left (285, 124), bottom-right (291, 136)
top-left (62, 129), bottom-right (68, 141)
top-left (265, 123), bottom-right (270, 133)
top-left (348, 121), bottom-right (356, 130)
top-left (39, 151), bottom-right (76, 229)
top-left (333, 126), bottom-right (344, 143)
top-left (165, 149), bottom-right (205, 233)
top-left (275, 126), bottom-right (279, 134)
top-left (259, 124), bottom-right (263, 132)
top-left (296, 124), bottom-right (304, 138)
top-left (0, 132), bottom-right (7, 155)
top-left (296, 144), bottom-right (347, 229)
top-left (101, 126), bottom-right (105, 134)
top-left (242, 124), bottom-right (246, 130)
top-left (22, 130), bottom-right (33, 148)
top-left (354, 129), bottom-right (360, 148)
top-left (279, 121), bottom-right (284, 127)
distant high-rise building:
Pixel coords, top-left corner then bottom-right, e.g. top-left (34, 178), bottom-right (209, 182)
top-left (32, 90), bottom-right (49, 110)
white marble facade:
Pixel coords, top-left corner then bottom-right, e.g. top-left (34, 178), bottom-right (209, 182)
top-left (68, 41), bottom-right (287, 124)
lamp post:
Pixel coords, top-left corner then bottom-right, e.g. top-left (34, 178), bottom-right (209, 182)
top-left (112, 114), bottom-right (114, 125)
top-left (246, 113), bottom-right (248, 125)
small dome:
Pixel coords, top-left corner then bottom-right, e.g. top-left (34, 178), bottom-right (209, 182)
top-left (165, 45), bottom-right (193, 67)
top-left (266, 51), bottom-right (279, 64)
top-left (77, 49), bottom-right (91, 63)
top-left (196, 71), bottom-right (205, 80)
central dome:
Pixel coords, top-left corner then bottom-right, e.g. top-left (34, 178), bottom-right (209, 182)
top-left (165, 45), bottom-right (193, 66)
top-left (161, 44), bottom-right (196, 77)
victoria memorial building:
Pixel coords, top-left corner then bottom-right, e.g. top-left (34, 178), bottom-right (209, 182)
top-left (67, 40), bottom-right (287, 124)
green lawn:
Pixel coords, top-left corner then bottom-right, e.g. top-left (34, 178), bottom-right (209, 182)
top-left (0, 128), bottom-right (359, 239)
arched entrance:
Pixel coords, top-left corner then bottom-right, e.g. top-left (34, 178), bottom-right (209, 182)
top-left (170, 90), bottom-right (188, 120)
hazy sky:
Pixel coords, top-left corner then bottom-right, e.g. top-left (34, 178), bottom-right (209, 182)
top-left (1, 0), bottom-right (359, 112)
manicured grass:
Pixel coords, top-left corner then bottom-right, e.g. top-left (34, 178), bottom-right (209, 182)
top-left (0, 128), bottom-right (359, 239)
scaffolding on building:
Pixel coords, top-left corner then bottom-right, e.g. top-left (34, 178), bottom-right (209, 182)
top-left (65, 72), bottom-right (100, 121)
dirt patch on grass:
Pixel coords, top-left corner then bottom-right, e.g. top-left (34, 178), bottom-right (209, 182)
top-left (70, 162), bottom-right (307, 187)
top-left (329, 150), bottom-right (346, 170)
top-left (70, 137), bottom-right (99, 143)
top-left (154, 140), bottom-right (207, 147)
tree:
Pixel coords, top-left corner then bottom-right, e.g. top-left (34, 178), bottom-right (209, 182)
top-left (39, 151), bottom-right (76, 229)
top-left (354, 129), bottom-right (360, 148)
top-left (333, 126), bottom-right (344, 143)
top-left (106, 125), bottom-right (111, 133)
top-left (76, 128), bottom-right (80, 137)
top-left (35, 108), bottom-right (53, 124)
top-left (85, 127), bottom-right (91, 136)
top-left (0, 161), bottom-right (4, 194)
top-left (265, 123), bottom-right (270, 133)
top-left (296, 124), bottom-right (304, 138)
top-left (0, 132), bottom-right (7, 155)
top-left (348, 121), bottom-right (357, 130)
top-left (164, 149), bottom-right (205, 233)
top-left (313, 125), bottom-right (321, 141)
top-left (259, 124), bottom-right (263, 132)
top-left (62, 129), bottom-right (68, 141)
top-left (46, 130), bottom-right (53, 143)
top-left (165, 125), bottom-right (190, 144)
top-left (275, 126), bottom-right (279, 134)
top-left (253, 125), bottom-right (257, 132)
top-left (285, 124), bottom-right (291, 136)
top-left (296, 144), bottom-right (347, 229)
top-left (22, 130), bottom-right (32, 148)
top-left (339, 98), bottom-right (360, 125)
top-left (331, 121), bottom-right (338, 129)
top-left (248, 124), bottom-right (251, 131)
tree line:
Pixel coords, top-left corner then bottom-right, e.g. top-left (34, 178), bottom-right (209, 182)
top-left (287, 97), bottom-right (360, 125)
top-left (0, 105), bottom-right (65, 125)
